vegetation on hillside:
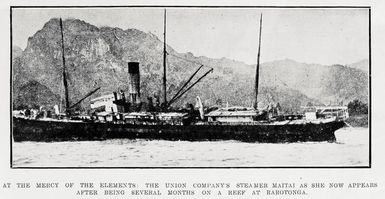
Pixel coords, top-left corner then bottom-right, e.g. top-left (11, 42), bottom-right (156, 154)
top-left (346, 99), bottom-right (369, 127)
top-left (348, 99), bottom-right (368, 115)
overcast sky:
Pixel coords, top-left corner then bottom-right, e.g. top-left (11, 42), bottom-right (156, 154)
top-left (12, 7), bottom-right (369, 65)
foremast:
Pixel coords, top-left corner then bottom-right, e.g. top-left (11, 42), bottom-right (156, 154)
top-left (58, 18), bottom-right (100, 115)
top-left (254, 14), bottom-right (263, 110)
top-left (59, 18), bottom-right (70, 114)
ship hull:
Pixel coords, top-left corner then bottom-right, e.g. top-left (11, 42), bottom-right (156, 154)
top-left (12, 117), bottom-right (345, 143)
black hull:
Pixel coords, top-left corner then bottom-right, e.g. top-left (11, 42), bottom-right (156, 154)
top-left (12, 117), bottom-right (345, 143)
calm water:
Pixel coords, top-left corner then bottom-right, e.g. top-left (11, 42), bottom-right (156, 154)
top-left (12, 127), bottom-right (369, 167)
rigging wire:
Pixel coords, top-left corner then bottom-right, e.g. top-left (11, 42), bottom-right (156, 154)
top-left (164, 51), bottom-right (214, 106)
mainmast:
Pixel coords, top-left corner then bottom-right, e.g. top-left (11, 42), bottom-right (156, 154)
top-left (162, 9), bottom-right (167, 107)
top-left (159, 9), bottom-right (213, 108)
top-left (254, 14), bottom-right (263, 110)
top-left (59, 18), bottom-right (70, 113)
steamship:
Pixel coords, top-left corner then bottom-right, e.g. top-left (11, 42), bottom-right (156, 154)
top-left (12, 12), bottom-right (348, 143)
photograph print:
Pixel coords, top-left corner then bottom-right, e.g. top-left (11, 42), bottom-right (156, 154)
top-left (11, 7), bottom-right (370, 167)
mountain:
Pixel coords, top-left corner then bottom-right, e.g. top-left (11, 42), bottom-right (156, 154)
top-left (12, 45), bottom-right (23, 59)
top-left (12, 18), bottom-right (369, 113)
top-left (347, 59), bottom-right (369, 73)
top-left (259, 59), bottom-right (368, 104)
top-left (13, 80), bottom-right (60, 109)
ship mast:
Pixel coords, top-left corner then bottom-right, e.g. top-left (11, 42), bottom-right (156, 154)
top-left (59, 18), bottom-right (70, 114)
top-left (162, 9), bottom-right (167, 108)
top-left (160, 9), bottom-right (213, 108)
top-left (254, 14), bottom-right (263, 110)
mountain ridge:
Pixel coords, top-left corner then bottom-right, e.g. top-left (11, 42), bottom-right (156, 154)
top-left (12, 18), bottom-right (369, 112)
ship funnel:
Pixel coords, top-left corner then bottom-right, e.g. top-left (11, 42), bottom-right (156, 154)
top-left (128, 62), bottom-right (141, 104)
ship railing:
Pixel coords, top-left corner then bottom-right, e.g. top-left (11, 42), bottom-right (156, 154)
top-left (319, 110), bottom-right (348, 121)
top-left (198, 116), bottom-right (341, 125)
top-left (198, 121), bottom-right (270, 126)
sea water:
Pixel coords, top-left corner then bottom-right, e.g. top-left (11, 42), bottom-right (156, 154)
top-left (12, 127), bottom-right (369, 167)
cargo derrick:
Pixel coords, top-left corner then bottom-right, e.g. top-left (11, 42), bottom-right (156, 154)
top-left (109, 9), bottom-right (213, 125)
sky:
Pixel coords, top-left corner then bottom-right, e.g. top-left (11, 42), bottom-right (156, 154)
top-left (12, 7), bottom-right (369, 65)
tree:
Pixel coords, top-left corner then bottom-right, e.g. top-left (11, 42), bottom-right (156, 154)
top-left (347, 99), bottom-right (368, 115)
